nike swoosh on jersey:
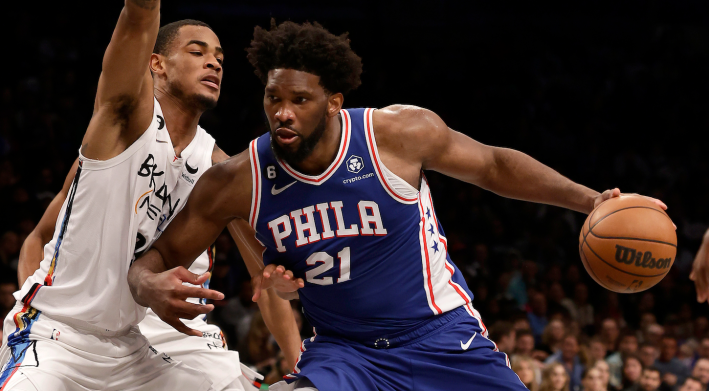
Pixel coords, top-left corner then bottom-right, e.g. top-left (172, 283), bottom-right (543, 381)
top-left (185, 162), bottom-right (198, 174)
top-left (271, 181), bottom-right (297, 195)
top-left (460, 332), bottom-right (476, 350)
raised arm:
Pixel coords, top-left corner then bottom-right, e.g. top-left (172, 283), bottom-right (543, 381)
top-left (372, 106), bottom-right (661, 214)
top-left (81, 0), bottom-right (160, 161)
top-left (128, 151), bottom-right (251, 335)
top-left (18, 159), bottom-right (80, 285)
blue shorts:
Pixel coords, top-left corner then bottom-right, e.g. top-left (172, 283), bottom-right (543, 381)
top-left (284, 306), bottom-right (526, 391)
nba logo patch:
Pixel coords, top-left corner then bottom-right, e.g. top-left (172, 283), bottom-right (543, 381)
top-left (347, 155), bottom-right (364, 174)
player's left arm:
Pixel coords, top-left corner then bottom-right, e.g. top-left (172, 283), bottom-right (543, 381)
top-left (213, 146), bottom-right (302, 369)
top-left (375, 106), bottom-right (665, 214)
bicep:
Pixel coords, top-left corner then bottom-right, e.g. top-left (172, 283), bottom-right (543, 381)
top-left (424, 129), bottom-right (496, 185)
top-left (152, 159), bottom-right (251, 269)
top-left (96, 7), bottom-right (158, 108)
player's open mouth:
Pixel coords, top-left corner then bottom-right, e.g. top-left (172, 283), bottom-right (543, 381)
top-left (275, 128), bottom-right (299, 145)
top-left (201, 76), bottom-right (220, 90)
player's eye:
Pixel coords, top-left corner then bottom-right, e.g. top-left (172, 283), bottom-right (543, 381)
top-left (190, 51), bottom-right (203, 56)
top-left (216, 58), bottom-right (223, 65)
top-left (295, 97), bottom-right (307, 104)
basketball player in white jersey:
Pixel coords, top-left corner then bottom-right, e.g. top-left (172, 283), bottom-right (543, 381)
top-left (0, 2), bottom-right (299, 390)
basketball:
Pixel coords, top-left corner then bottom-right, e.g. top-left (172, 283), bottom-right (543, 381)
top-left (578, 195), bottom-right (676, 293)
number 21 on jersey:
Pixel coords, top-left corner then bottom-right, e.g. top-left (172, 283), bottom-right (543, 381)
top-left (305, 247), bottom-right (351, 285)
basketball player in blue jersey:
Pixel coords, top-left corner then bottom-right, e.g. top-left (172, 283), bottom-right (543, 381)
top-left (129, 20), bottom-right (667, 391)
top-left (1, 2), bottom-right (300, 390)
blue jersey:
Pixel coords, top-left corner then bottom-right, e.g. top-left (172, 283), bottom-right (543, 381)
top-left (249, 108), bottom-right (479, 341)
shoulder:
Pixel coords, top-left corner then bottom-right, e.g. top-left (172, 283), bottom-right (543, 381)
top-left (198, 149), bottom-right (253, 220)
top-left (371, 105), bottom-right (450, 160)
top-left (211, 144), bottom-right (230, 165)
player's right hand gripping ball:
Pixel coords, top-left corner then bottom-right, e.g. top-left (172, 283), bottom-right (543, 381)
top-left (579, 195), bottom-right (676, 293)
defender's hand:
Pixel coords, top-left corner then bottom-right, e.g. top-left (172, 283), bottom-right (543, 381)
top-left (138, 266), bottom-right (224, 336)
top-left (252, 264), bottom-right (304, 302)
top-left (691, 233), bottom-right (709, 303)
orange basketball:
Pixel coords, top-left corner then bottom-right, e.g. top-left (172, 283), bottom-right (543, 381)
top-left (578, 195), bottom-right (676, 293)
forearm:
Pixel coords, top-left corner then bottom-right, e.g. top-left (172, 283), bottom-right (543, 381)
top-left (17, 234), bottom-right (45, 286)
top-left (257, 288), bottom-right (302, 369)
top-left (483, 147), bottom-right (599, 214)
top-left (127, 248), bottom-right (169, 307)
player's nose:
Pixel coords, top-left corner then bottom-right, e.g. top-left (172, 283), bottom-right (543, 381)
top-left (205, 55), bottom-right (222, 73)
top-left (275, 104), bottom-right (295, 123)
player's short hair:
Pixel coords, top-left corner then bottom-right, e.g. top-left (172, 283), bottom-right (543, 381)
top-left (154, 19), bottom-right (213, 56)
top-left (246, 19), bottom-right (363, 95)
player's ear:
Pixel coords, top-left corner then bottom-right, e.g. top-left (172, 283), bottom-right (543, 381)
top-left (327, 93), bottom-right (344, 117)
top-left (150, 53), bottom-right (165, 76)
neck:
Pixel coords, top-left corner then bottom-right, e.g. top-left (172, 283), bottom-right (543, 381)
top-left (154, 87), bottom-right (203, 157)
top-left (292, 114), bottom-right (342, 176)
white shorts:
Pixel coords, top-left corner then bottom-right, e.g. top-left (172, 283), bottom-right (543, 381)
top-left (0, 302), bottom-right (214, 391)
top-left (139, 309), bottom-right (260, 391)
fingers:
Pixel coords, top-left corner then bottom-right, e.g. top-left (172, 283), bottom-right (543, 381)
top-left (178, 286), bottom-right (224, 301)
top-left (294, 277), bottom-right (305, 289)
top-left (262, 264), bottom-right (278, 278)
top-left (172, 266), bottom-right (210, 285)
top-left (164, 317), bottom-right (202, 337)
top-left (610, 188), bottom-right (621, 198)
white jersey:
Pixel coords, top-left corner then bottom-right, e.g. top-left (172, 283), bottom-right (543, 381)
top-left (15, 98), bottom-right (215, 332)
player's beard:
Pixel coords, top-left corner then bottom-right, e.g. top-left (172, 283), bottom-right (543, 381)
top-left (167, 78), bottom-right (217, 111)
top-left (270, 110), bottom-right (328, 165)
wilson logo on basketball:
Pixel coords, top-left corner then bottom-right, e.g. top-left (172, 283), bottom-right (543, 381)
top-left (614, 245), bottom-right (672, 269)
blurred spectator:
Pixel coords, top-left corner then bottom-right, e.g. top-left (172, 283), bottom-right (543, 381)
top-left (529, 291), bottom-right (549, 344)
top-left (512, 355), bottom-right (540, 391)
top-left (546, 334), bottom-right (585, 391)
top-left (678, 377), bottom-right (704, 391)
top-left (601, 319), bottom-right (621, 354)
top-left (644, 325), bottom-right (665, 348)
top-left (654, 336), bottom-right (690, 388)
top-left (562, 283), bottom-right (594, 333)
top-left (582, 367), bottom-right (605, 391)
top-left (264, 351), bottom-right (291, 385)
top-left (589, 338), bottom-right (609, 364)
top-left (516, 329), bottom-right (537, 357)
top-left (639, 344), bottom-right (659, 369)
top-left (547, 283), bottom-right (570, 319)
top-left (541, 362), bottom-right (571, 391)
top-left (698, 338), bottom-right (709, 362)
top-left (637, 367), bottom-right (662, 391)
top-left (238, 311), bottom-right (276, 372)
top-left (690, 358), bottom-right (709, 390)
top-left (0, 231), bottom-right (20, 271)
top-left (678, 343), bottom-right (695, 371)
top-left (0, 272), bottom-right (17, 320)
top-left (593, 360), bottom-right (613, 391)
top-left (608, 334), bottom-right (640, 389)
top-left (540, 320), bottom-right (566, 355)
top-left (621, 355), bottom-right (644, 391)
top-left (490, 321), bottom-right (517, 354)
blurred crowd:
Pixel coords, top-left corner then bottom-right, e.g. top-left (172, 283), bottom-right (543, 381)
top-left (3, 0), bottom-right (709, 387)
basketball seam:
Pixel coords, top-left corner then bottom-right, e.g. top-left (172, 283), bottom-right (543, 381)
top-left (588, 232), bottom-right (677, 248)
top-left (581, 239), bottom-right (668, 278)
top-left (579, 240), bottom-right (602, 283)
top-left (590, 206), bottom-right (673, 232)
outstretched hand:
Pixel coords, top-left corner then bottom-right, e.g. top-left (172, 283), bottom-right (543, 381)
top-left (593, 188), bottom-right (668, 211)
top-left (139, 266), bottom-right (224, 337)
top-left (252, 264), bottom-right (304, 302)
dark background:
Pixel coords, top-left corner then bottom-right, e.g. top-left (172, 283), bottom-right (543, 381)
top-left (2, 0), bottom-right (709, 382)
